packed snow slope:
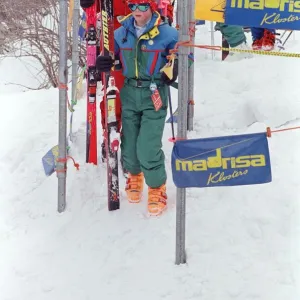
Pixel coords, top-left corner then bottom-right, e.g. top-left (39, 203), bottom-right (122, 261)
top-left (0, 25), bottom-right (299, 300)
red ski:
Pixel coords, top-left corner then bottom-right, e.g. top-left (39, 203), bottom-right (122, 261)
top-left (99, 0), bottom-right (120, 210)
top-left (85, 4), bottom-right (98, 164)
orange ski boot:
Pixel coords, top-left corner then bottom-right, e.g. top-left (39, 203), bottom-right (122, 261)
top-left (148, 184), bottom-right (167, 216)
top-left (125, 172), bottom-right (144, 203)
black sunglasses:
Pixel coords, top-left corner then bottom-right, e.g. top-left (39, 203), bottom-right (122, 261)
top-left (128, 3), bottom-right (150, 12)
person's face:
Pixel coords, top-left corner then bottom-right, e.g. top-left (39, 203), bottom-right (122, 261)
top-left (128, 3), bottom-right (152, 25)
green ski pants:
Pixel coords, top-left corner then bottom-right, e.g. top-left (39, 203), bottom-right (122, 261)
top-left (215, 23), bottom-right (246, 48)
top-left (120, 81), bottom-right (168, 188)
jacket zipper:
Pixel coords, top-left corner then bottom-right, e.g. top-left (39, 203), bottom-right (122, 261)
top-left (134, 25), bottom-right (158, 79)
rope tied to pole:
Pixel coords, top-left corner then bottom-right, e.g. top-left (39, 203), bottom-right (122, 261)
top-left (58, 81), bottom-right (75, 113)
top-left (169, 125), bottom-right (300, 145)
top-left (267, 126), bottom-right (300, 137)
top-left (170, 21), bottom-right (197, 55)
top-left (56, 156), bottom-right (80, 173)
top-left (188, 21), bottom-right (196, 37)
top-left (58, 82), bottom-right (68, 90)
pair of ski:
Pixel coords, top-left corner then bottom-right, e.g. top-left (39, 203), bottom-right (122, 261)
top-left (85, 0), bottom-right (120, 211)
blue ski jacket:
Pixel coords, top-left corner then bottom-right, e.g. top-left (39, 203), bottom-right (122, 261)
top-left (114, 11), bottom-right (178, 81)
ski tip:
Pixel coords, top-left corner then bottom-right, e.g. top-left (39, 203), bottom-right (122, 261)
top-left (108, 202), bottom-right (120, 211)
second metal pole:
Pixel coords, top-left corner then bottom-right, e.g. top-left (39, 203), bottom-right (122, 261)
top-left (57, 0), bottom-right (69, 213)
top-left (175, 0), bottom-right (189, 265)
top-left (187, 0), bottom-right (195, 132)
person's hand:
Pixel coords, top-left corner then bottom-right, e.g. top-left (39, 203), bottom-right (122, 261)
top-left (96, 56), bottom-right (114, 73)
top-left (80, 0), bottom-right (95, 8)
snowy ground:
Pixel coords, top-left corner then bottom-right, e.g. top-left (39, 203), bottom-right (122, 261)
top-left (0, 25), bottom-right (300, 300)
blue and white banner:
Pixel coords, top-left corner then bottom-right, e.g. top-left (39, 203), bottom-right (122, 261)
top-left (225, 0), bottom-right (300, 30)
top-left (171, 132), bottom-right (272, 188)
top-left (78, 12), bottom-right (87, 40)
top-left (42, 145), bottom-right (59, 176)
top-left (196, 20), bottom-right (206, 25)
top-left (195, 0), bottom-right (300, 31)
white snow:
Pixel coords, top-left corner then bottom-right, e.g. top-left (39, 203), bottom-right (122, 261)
top-left (0, 25), bottom-right (300, 300)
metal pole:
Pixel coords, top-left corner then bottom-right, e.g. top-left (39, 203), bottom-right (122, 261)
top-left (210, 21), bottom-right (215, 59)
top-left (175, 0), bottom-right (189, 265)
top-left (57, 0), bottom-right (68, 213)
top-left (70, 0), bottom-right (80, 142)
top-left (187, 0), bottom-right (195, 131)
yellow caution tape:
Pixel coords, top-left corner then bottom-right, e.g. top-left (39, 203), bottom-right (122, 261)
top-left (222, 47), bottom-right (300, 58)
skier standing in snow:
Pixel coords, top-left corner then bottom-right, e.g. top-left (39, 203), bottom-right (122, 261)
top-left (97, 0), bottom-right (178, 216)
top-left (80, 0), bottom-right (173, 164)
top-left (215, 23), bottom-right (252, 59)
top-left (216, 23), bottom-right (248, 49)
top-left (251, 28), bottom-right (276, 51)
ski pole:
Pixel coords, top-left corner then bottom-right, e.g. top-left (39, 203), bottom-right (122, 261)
top-left (279, 31), bottom-right (293, 52)
top-left (168, 85), bottom-right (175, 141)
top-left (282, 31), bottom-right (293, 47)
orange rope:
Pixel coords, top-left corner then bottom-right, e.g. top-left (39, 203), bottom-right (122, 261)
top-left (267, 126), bottom-right (300, 137)
top-left (56, 156), bottom-right (80, 173)
top-left (188, 21), bottom-right (196, 37)
top-left (58, 81), bottom-right (74, 112)
top-left (58, 82), bottom-right (68, 90)
top-left (169, 37), bottom-right (300, 139)
top-left (169, 23), bottom-right (197, 55)
top-left (183, 44), bottom-right (221, 51)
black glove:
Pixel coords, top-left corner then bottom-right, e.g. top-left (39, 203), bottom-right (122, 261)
top-left (161, 59), bottom-right (178, 86)
top-left (96, 55), bottom-right (114, 73)
top-left (80, 0), bottom-right (95, 8)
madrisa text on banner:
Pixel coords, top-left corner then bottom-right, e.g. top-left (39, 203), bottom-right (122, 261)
top-left (195, 0), bottom-right (300, 31)
top-left (226, 0), bottom-right (300, 30)
top-left (171, 133), bottom-right (272, 188)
